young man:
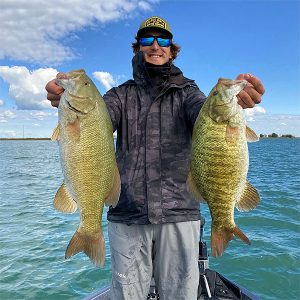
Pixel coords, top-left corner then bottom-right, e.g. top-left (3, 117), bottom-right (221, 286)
top-left (46, 16), bottom-right (264, 300)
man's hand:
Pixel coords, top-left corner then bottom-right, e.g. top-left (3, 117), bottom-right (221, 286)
top-left (45, 78), bottom-right (65, 108)
top-left (236, 74), bottom-right (265, 109)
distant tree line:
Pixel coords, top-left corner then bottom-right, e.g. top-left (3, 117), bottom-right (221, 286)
top-left (259, 133), bottom-right (295, 138)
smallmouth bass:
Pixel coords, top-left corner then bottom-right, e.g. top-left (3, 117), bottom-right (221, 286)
top-left (187, 78), bottom-right (260, 257)
top-left (51, 69), bottom-right (120, 266)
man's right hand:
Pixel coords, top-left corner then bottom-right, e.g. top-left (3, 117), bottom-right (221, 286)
top-left (45, 79), bottom-right (64, 108)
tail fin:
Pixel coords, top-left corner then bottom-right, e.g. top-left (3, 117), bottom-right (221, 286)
top-left (65, 230), bottom-right (105, 267)
top-left (211, 226), bottom-right (250, 257)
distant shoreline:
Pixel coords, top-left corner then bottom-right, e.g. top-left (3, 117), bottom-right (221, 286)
top-left (0, 138), bottom-right (51, 140)
top-left (260, 136), bottom-right (298, 139)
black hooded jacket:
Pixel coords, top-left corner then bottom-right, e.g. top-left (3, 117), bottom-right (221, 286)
top-left (103, 52), bottom-right (206, 224)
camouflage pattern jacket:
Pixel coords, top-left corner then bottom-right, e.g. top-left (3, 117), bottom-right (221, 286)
top-left (104, 52), bottom-right (206, 224)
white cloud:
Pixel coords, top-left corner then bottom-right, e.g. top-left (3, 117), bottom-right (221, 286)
top-left (30, 111), bottom-right (53, 121)
top-left (245, 114), bottom-right (300, 137)
top-left (244, 106), bottom-right (266, 116)
top-left (0, 108), bottom-right (56, 124)
top-left (138, 1), bottom-right (153, 10)
top-left (0, 107), bottom-right (58, 138)
top-left (0, 66), bottom-right (58, 110)
top-left (93, 71), bottom-right (127, 91)
top-left (93, 71), bottom-right (116, 91)
top-left (0, 100), bottom-right (4, 106)
top-left (0, 109), bottom-right (16, 120)
top-left (0, 130), bottom-right (17, 138)
top-left (0, 0), bottom-right (155, 65)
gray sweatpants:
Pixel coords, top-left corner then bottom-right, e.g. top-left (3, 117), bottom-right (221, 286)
top-left (108, 221), bottom-right (200, 300)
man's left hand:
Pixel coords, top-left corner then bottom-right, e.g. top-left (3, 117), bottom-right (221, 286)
top-left (236, 74), bottom-right (265, 109)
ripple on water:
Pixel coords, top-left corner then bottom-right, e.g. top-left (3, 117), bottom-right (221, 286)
top-left (1, 139), bottom-right (299, 299)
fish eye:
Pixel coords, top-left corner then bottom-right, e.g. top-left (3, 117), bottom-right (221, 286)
top-left (213, 91), bottom-right (219, 96)
top-left (84, 82), bottom-right (89, 86)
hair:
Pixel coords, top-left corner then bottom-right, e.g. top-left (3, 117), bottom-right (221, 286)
top-left (131, 36), bottom-right (181, 61)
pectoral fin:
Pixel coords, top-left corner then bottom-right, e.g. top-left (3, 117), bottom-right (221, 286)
top-left (236, 180), bottom-right (260, 212)
top-left (225, 125), bottom-right (239, 143)
top-left (54, 183), bottom-right (77, 213)
top-left (186, 171), bottom-right (205, 202)
top-left (246, 126), bottom-right (259, 142)
top-left (104, 166), bottom-right (121, 208)
top-left (51, 124), bottom-right (61, 141)
top-left (67, 117), bottom-right (80, 142)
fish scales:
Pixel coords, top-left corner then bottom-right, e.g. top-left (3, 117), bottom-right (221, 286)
top-left (193, 107), bottom-right (248, 221)
top-left (62, 100), bottom-right (114, 229)
top-left (52, 69), bottom-right (120, 266)
top-left (187, 78), bottom-right (260, 257)
top-left (64, 117), bottom-right (112, 231)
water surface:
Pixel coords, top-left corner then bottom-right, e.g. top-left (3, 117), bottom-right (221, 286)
top-left (0, 139), bottom-right (299, 299)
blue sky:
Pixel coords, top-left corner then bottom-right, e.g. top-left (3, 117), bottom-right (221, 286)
top-left (0, 0), bottom-right (299, 137)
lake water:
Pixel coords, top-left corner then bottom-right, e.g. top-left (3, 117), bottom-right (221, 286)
top-left (0, 139), bottom-right (299, 299)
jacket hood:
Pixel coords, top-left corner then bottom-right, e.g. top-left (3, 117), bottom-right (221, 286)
top-left (132, 51), bottom-right (194, 87)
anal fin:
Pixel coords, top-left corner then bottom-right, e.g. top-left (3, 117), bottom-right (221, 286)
top-left (54, 183), bottom-right (78, 213)
top-left (236, 180), bottom-right (260, 212)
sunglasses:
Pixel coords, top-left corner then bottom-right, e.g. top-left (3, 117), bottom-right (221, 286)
top-left (139, 36), bottom-right (171, 47)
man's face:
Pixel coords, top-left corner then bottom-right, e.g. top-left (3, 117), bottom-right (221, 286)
top-left (139, 30), bottom-right (172, 65)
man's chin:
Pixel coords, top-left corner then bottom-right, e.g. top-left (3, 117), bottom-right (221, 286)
top-left (145, 58), bottom-right (164, 65)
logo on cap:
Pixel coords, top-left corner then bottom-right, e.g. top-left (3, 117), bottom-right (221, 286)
top-left (145, 17), bottom-right (166, 29)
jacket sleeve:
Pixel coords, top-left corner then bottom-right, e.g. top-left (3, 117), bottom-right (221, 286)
top-left (103, 88), bottom-right (122, 132)
top-left (183, 84), bottom-right (207, 130)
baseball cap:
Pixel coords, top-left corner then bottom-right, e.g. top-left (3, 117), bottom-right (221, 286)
top-left (137, 16), bottom-right (173, 39)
